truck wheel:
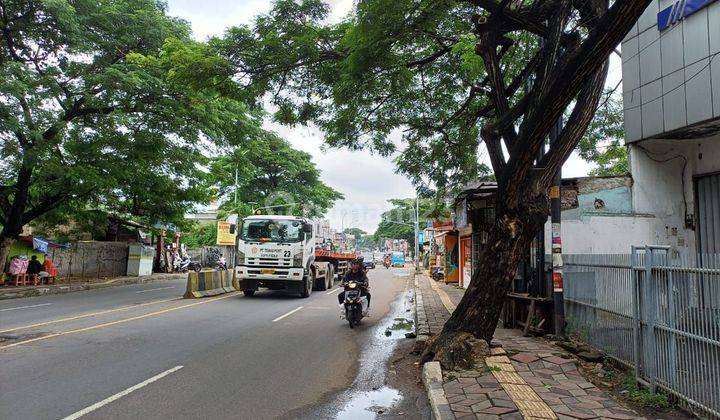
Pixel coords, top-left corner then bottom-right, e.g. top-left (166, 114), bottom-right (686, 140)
top-left (317, 270), bottom-right (328, 291)
top-left (327, 265), bottom-right (334, 289)
top-left (300, 272), bottom-right (313, 298)
top-left (243, 290), bottom-right (255, 297)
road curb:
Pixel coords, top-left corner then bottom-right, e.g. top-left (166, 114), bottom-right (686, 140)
top-left (415, 273), bottom-right (454, 419)
top-left (423, 361), bottom-right (455, 420)
top-left (0, 274), bottom-right (186, 300)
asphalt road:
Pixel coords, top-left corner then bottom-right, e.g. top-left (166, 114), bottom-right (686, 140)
top-left (0, 266), bottom-right (416, 420)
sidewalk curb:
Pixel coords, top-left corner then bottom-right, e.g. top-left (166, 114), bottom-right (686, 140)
top-left (415, 273), bottom-right (454, 420)
top-left (414, 274), bottom-right (431, 352)
top-left (0, 273), bottom-right (186, 300)
top-left (423, 362), bottom-right (455, 420)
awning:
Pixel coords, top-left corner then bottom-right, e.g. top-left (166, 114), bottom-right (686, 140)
top-left (19, 236), bottom-right (69, 254)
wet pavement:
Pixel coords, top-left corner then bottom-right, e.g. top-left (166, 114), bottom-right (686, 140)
top-left (304, 269), bottom-right (425, 420)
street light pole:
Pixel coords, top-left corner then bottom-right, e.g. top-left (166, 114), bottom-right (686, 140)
top-left (415, 193), bottom-right (420, 272)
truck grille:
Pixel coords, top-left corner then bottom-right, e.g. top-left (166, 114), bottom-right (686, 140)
top-left (246, 257), bottom-right (292, 267)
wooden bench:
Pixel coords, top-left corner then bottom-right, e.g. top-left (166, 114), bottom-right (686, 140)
top-left (503, 292), bottom-right (554, 336)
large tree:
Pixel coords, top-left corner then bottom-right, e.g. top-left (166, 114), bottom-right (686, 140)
top-left (221, 0), bottom-right (650, 366)
top-left (0, 0), bottom-right (254, 263)
top-left (210, 132), bottom-right (343, 218)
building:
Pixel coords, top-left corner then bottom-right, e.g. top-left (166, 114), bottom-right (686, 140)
top-left (620, 0), bottom-right (720, 259)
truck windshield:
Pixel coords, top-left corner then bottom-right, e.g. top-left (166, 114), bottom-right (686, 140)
top-left (240, 219), bottom-right (304, 243)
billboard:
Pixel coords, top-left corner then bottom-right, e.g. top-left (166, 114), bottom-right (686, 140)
top-left (216, 221), bottom-right (237, 246)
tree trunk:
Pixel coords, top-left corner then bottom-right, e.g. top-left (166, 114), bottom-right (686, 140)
top-left (422, 189), bottom-right (549, 369)
top-left (0, 235), bottom-right (16, 273)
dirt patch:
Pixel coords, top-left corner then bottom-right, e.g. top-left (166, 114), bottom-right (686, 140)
top-left (381, 339), bottom-right (431, 419)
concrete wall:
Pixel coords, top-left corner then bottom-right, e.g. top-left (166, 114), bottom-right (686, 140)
top-left (50, 242), bottom-right (129, 279)
top-left (544, 215), bottom-right (661, 255)
top-left (625, 133), bottom-right (720, 258)
top-left (622, 0), bottom-right (720, 142)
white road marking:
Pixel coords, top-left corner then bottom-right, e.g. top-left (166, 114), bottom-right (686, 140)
top-left (60, 366), bottom-right (184, 420)
top-left (134, 286), bottom-right (175, 294)
top-left (0, 303), bottom-right (52, 312)
top-left (325, 288), bottom-right (342, 295)
top-left (272, 306), bottom-right (304, 322)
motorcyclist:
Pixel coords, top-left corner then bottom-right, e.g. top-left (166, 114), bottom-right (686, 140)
top-left (338, 259), bottom-right (371, 308)
top-left (357, 255), bottom-right (368, 273)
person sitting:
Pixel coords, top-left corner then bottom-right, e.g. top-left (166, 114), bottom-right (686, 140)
top-left (42, 257), bottom-right (58, 283)
top-left (27, 255), bottom-right (42, 275)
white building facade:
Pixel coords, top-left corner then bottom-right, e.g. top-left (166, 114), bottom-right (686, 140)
top-left (622, 0), bottom-right (720, 258)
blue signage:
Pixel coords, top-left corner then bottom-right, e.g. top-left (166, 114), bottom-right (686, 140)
top-left (418, 231), bottom-right (425, 244)
top-left (658, 0), bottom-right (718, 31)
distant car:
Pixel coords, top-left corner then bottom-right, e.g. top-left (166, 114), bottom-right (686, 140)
top-left (363, 260), bottom-right (376, 270)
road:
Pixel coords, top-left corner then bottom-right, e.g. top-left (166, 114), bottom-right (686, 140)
top-left (0, 267), bottom-right (421, 420)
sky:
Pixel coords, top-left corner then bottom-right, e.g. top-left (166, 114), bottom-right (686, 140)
top-left (166, 0), bottom-right (613, 233)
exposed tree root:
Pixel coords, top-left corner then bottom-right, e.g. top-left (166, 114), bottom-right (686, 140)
top-left (420, 331), bottom-right (490, 371)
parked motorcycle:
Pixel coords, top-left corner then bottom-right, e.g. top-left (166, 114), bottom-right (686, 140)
top-left (431, 266), bottom-right (444, 281)
top-left (174, 255), bottom-right (202, 273)
top-left (341, 281), bottom-right (369, 328)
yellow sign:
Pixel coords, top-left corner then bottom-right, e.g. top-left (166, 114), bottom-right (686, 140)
top-left (216, 221), bottom-right (237, 246)
top-left (549, 186), bottom-right (560, 199)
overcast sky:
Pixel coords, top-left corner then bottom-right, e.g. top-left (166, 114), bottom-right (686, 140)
top-left (166, 0), bottom-right (612, 233)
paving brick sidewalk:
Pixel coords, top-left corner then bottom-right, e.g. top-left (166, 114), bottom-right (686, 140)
top-left (416, 273), bottom-right (643, 420)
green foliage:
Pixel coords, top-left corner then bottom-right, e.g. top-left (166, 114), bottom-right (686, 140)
top-left (344, 227), bottom-right (371, 250)
top-left (577, 93), bottom-right (629, 176)
top-left (182, 223), bottom-right (217, 248)
top-left (620, 375), bottom-right (671, 409)
top-left (0, 0), bottom-right (256, 240)
top-left (209, 132), bottom-right (343, 218)
top-left (373, 198), bottom-right (449, 249)
top-left (218, 0), bottom-right (488, 194)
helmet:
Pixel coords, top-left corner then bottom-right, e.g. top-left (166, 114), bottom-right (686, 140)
top-left (351, 258), bottom-right (362, 266)
top-left (357, 256), bottom-right (364, 262)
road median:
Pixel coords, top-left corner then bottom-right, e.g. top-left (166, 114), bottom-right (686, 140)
top-left (184, 269), bottom-right (237, 298)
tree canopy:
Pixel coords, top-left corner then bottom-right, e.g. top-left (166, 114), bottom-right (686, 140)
top-left (0, 0), bottom-right (256, 260)
top-left (209, 132), bottom-right (343, 218)
top-left (577, 93), bottom-right (628, 176)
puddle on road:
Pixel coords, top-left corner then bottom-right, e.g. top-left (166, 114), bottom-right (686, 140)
top-left (332, 280), bottom-right (416, 420)
top-left (335, 387), bottom-right (401, 419)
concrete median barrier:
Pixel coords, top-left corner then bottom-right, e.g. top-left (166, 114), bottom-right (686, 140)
top-left (184, 269), bottom-right (237, 298)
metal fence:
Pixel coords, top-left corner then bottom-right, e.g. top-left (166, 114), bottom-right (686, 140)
top-left (563, 246), bottom-right (720, 418)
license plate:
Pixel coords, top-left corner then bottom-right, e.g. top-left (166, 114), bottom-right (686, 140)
top-left (261, 268), bottom-right (275, 275)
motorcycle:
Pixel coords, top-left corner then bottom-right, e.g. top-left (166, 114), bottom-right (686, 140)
top-left (341, 281), bottom-right (369, 328)
top-left (174, 255), bottom-right (202, 273)
top-left (431, 266), bottom-right (444, 281)
top-left (383, 259), bottom-right (390, 269)
top-left (215, 256), bottom-right (227, 271)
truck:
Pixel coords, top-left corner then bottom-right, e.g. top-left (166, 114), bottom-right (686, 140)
top-left (235, 215), bottom-right (356, 298)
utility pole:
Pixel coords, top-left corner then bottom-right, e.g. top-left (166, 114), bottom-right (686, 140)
top-left (550, 118), bottom-right (565, 337)
top-left (233, 166), bottom-right (239, 268)
top-left (414, 193), bottom-right (420, 272)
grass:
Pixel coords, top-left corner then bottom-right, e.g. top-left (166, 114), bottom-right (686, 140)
top-left (620, 374), bottom-right (671, 409)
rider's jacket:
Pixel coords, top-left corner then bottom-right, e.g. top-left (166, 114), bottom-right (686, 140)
top-left (343, 269), bottom-right (369, 286)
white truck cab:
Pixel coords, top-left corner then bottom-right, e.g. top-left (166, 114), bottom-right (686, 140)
top-left (236, 215), bottom-right (334, 298)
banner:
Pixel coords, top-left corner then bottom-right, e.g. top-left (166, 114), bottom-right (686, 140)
top-left (216, 221), bottom-right (237, 246)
